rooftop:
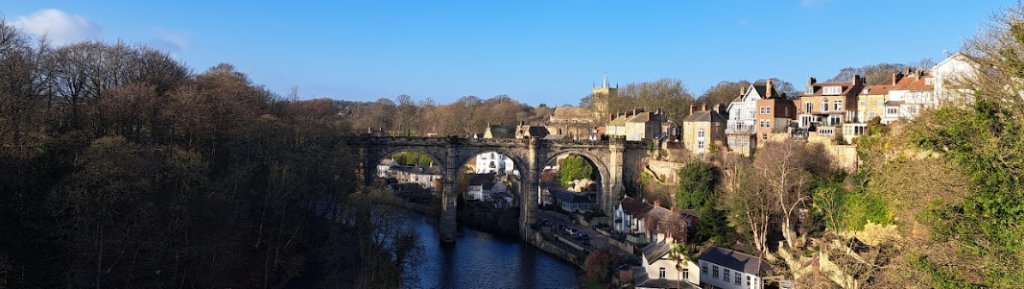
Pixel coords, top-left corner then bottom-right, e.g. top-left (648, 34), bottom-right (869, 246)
top-left (698, 246), bottom-right (769, 276)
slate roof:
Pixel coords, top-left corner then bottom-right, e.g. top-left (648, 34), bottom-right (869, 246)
top-left (391, 165), bottom-right (442, 176)
top-left (682, 111), bottom-right (727, 123)
top-left (551, 107), bottom-right (593, 120)
top-left (620, 197), bottom-right (654, 216)
top-left (485, 125), bottom-right (516, 139)
top-left (469, 173), bottom-right (497, 190)
top-left (552, 190), bottom-right (590, 204)
top-left (379, 159), bottom-right (397, 166)
top-left (543, 134), bottom-right (567, 140)
top-left (627, 112), bottom-right (656, 123)
top-left (698, 246), bottom-right (769, 276)
top-left (608, 115), bottom-right (630, 127)
top-left (642, 238), bottom-right (673, 265)
top-left (518, 125), bottom-right (550, 138)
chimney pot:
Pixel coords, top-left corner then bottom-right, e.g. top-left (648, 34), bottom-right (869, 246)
top-left (853, 74), bottom-right (861, 85)
top-left (701, 103), bottom-right (708, 111)
top-left (809, 77), bottom-right (817, 85)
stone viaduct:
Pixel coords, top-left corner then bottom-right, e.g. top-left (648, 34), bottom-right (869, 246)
top-left (345, 136), bottom-right (647, 242)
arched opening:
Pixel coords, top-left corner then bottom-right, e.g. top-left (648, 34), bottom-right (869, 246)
top-left (375, 150), bottom-right (445, 206)
top-left (451, 150), bottom-right (526, 237)
top-left (539, 151), bottom-right (607, 225)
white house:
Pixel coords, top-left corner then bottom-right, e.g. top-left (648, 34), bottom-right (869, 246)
top-left (698, 246), bottom-right (769, 289)
top-left (377, 158), bottom-right (397, 178)
top-left (932, 52), bottom-right (981, 105)
top-left (466, 173), bottom-right (507, 201)
top-left (634, 234), bottom-right (701, 289)
top-left (388, 165), bottom-right (442, 190)
top-left (615, 197), bottom-right (653, 236)
top-left (475, 152), bottom-right (516, 176)
top-left (726, 82), bottom-right (781, 155)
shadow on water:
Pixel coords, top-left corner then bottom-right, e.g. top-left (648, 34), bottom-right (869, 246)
top-left (286, 213), bottom-right (578, 289)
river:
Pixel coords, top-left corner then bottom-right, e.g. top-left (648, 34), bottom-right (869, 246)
top-left (404, 214), bottom-right (580, 289)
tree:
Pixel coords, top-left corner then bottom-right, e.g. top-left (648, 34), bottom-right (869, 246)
top-left (720, 157), bottom-right (773, 254)
top-left (675, 160), bottom-right (716, 209)
top-left (584, 250), bottom-right (611, 281)
top-left (558, 155), bottom-right (593, 189)
top-left (752, 140), bottom-right (816, 250)
top-left (698, 80), bottom-right (750, 107)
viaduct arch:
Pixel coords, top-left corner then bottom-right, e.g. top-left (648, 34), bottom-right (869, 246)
top-left (345, 136), bottom-right (641, 243)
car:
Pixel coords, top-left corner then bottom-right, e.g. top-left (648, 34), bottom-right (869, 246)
top-left (575, 232), bottom-right (589, 240)
top-left (565, 227), bottom-right (578, 235)
top-left (541, 219), bottom-right (552, 226)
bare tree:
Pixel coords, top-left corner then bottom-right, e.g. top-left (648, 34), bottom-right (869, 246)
top-left (752, 140), bottom-right (815, 250)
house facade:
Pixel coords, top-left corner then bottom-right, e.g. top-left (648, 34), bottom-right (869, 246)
top-left (754, 97), bottom-right (796, 146)
top-left (475, 152), bottom-right (515, 175)
top-left (661, 120), bottom-right (681, 141)
top-left (466, 173), bottom-right (507, 201)
top-left (931, 52), bottom-right (980, 104)
top-left (726, 82), bottom-right (782, 156)
top-left (698, 246), bottom-right (769, 289)
top-left (682, 104), bottom-right (727, 155)
top-left (377, 158), bottom-right (397, 178)
top-left (635, 234), bottom-right (701, 289)
top-left (551, 190), bottom-right (592, 213)
top-left (615, 197), bottom-right (654, 236)
top-left (797, 75), bottom-right (864, 141)
top-left (885, 69), bottom-right (935, 124)
top-left (625, 110), bottom-right (664, 141)
top-left (388, 165), bottom-right (442, 190)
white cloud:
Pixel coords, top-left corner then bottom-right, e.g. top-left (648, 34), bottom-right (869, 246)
top-left (152, 27), bottom-right (192, 52)
top-left (13, 9), bottom-right (101, 45)
top-left (801, 0), bottom-right (832, 7)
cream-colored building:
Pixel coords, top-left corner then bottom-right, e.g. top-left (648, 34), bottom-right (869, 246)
top-left (682, 104), bottom-right (727, 155)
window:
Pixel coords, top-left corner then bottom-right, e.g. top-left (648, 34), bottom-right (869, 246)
top-left (822, 98), bottom-right (829, 112)
top-left (697, 130), bottom-right (705, 138)
top-left (766, 119), bottom-right (771, 128)
top-left (766, 107), bottom-right (772, 115)
top-left (762, 133), bottom-right (768, 140)
top-left (887, 107), bottom-right (898, 115)
top-left (785, 107), bottom-right (790, 117)
top-left (805, 102), bottom-right (813, 113)
top-left (702, 263), bottom-right (708, 274)
top-left (860, 101), bottom-right (866, 107)
top-left (697, 140), bottom-right (705, 150)
top-left (834, 100), bottom-right (843, 111)
top-left (724, 269), bottom-right (731, 282)
top-left (824, 86), bottom-right (843, 95)
top-left (925, 78), bottom-right (933, 85)
top-left (877, 101), bottom-right (884, 107)
top-left (735, 273), bottom-right (741, 285)
top-left (747, 276), bottom-right (752, 287)
top-left (804, 87), bottom-right (814, 94)
top-left (868, 111), bottom-right (877, 119)
top-left (712, 265), bottom-right (719, 279)
top-left (759, 107), bottom-right (765, 115)
top-left (659, 267), bottom-right (666, 279)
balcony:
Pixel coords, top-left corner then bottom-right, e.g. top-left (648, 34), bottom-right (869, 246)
top-left (812, 121), bottom-right (842, 128)
top-left (725, 124), bottom-right (756, 135)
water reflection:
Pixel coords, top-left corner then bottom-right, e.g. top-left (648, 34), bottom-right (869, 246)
top-left (406, 215), bottom-right (578, 289)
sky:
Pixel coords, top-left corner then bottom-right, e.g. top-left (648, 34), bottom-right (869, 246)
top-left (1, 0), bottom-right (1016, 106)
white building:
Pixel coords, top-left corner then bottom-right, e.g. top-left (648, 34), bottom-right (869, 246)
top-left (932, 52), bottom-right (981, 105)
top-left (466, 173), bottom-right (507, 201)
top-left (726, 82), bottom-right (782, 156)
top-left (475, 152), bottom-right (516, 176)
top-left (377, 158), bottom-right (397, 178)
top-left (698, 246), bottom-right (769, 289)
top-left (634, 234), bottom-right (701, 289)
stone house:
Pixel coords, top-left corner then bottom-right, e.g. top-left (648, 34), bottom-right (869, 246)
top-left (698, 246), bottom-right (770, 289)
top-left (797, 75), bottom-right (865, 142)
top-left (682, 104), bottom-right (727, 155)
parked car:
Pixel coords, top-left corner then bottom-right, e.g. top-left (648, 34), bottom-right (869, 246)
top-left (575, 232), bottom-right (589, 240)
top-left (564, 227), bottom-right (578, 235)
top-left (541, 219), bottom-right (552, 227)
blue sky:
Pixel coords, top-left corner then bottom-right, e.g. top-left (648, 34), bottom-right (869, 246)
top-left (1, 0), bottom-right (1014, 106)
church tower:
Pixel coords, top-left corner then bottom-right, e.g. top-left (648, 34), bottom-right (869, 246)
top-left (592, 72), bottom-right (617, 122)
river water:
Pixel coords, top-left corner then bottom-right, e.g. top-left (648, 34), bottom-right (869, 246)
top-left (404, 214), bottom-right (580, 289)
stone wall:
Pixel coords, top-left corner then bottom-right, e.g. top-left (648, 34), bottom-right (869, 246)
top-left (647, 160), bottom-right (685, 184)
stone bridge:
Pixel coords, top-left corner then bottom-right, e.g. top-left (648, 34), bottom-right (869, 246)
top-left (344, 136), bottom-right (645, 242)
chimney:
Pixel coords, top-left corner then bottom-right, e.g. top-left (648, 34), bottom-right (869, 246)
top-left (808, 77), bottom-right (817, 85)
top-left (892, 72), bottom-right (904, 86)
top-left (689, 104), bottom-right (695, 114)
top-left (766, 79), bottom-right (774, 98)
top-left (654, 200), bottom-right (661, 208)
top-left (739, 86), bottom-right (746, 96)
top-left (701, 103), bottom-right (708, 111)
top-left (368, 127), bottom-right (373, 133)
top-left (714, 104), bottom-right (723, 114)
top-left (852, 74), bottom-right (861, 85)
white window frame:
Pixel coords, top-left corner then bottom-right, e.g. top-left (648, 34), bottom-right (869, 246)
top-left (659, 267), bottom-right (666, 279)
top-left (834, 100), bottom-right (843, 111)
top-left (822, 98), bottom-right (829, 112)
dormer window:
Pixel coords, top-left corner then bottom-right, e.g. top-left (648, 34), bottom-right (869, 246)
top-left (804, 87), bottom-right (814, 95)
top-left (823, 86), bottom-right (843, 95)
top-left (925, 78), bottom-right (933, 85)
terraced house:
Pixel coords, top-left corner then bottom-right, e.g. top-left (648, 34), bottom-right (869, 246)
top-left (796, 75), bottom-right (865, 143)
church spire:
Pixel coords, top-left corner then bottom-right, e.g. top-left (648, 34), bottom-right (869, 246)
top-left (602, 72), bottom-right (609, 88)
